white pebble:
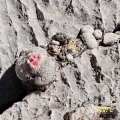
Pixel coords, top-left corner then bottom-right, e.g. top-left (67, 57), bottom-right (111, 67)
top-left (81, 33), bottom-right (98, 49)
top-left (115, 31), bottom-right (120, 35)
top-left (51, 40), bottom-right (60, 46)
top-left (66, 54), bottom-right (73, 61)
top-left (103, 33), bottom-right (120, 45)
top-left (93, 29), bottom-right (102, 39)
top-left (81, 25), bottom-right (94, 34)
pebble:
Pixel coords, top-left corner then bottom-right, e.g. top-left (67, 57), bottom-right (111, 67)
top-left (66, 54), bottom-right (73, 61)
top-left (93, 29), bottom-right (102, 39)
top-left (115, 31), bottom-right (120, 35)
top-left (81, 33), bottom-right (98, 49)
top-left (80, 25), bottom-right (94, 34)
top-left (103, 33), bottom-right (120, 45)
top-left (51, 40), bottom-right (60, 46)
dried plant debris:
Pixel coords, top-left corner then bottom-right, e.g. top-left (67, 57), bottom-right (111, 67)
top-left (16, 28), bottom-right (119, 91)
top-left (63, 110), bottom-right (76, 120)
top-left (47, 32), bottom-right (86, 67)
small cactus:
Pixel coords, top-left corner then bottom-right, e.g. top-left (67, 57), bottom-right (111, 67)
top-left (15, 47), bottom-right (58, 90)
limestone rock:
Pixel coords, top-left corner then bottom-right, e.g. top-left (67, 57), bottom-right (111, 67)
top-left (103, 33), bottom-right (120, 45)
top-left (0, 0), bottom-right (120, 119)
top-left (93, 29), bottom-right (102, 39)
top-left (115, 31), bottom-right (120, 35)
top-left (80, 25), bottom-right (94, 34)
top-left (81, 33), bottom-right (98, 49)
top-left (1, 43), bottom-right (119, 119)
top-left (66, 54), bottom-right (73, 61)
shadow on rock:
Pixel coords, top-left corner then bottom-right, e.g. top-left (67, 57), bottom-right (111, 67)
top-left (0, 64), bottom-right (27, 114)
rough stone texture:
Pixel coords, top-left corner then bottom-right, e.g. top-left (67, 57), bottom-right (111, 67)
top-left (93, 29), bottom-right (102, 40)
top-left (0, 43), bottom-right (119, 119)
top-left (0, 0), bottom-right (119, 120)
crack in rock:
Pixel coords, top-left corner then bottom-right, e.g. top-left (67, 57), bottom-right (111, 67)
top-left (30, 27), bottom-right (39, 46)
top-left (90, 54), bottom-right (104, 83)
top-left (35, 2), bottom-right (44, 21)
top-left (61, 72), bottom-right (70, 87)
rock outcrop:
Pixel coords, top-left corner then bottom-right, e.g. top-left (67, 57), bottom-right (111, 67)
top-left (0, 0), bottom-right (119, 120)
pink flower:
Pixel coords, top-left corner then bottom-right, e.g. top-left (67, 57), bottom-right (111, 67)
top-left (32, 54), bottom-right (41, 61)
top-left (27, 54), bottom-right (41, 68)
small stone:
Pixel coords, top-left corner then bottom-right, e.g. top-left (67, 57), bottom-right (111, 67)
top-left (103, 33), bottom-right (120, 45)
top-left (80, 25), bottom-right (94, 34)
top-left (93, 29), bottom-right (102, 39)
top-left (66, 54), bottom-right (73, 61)
top-left (81, 33), bottom-right (98, 49)
top-left (51, 40), bottom-right (60, 46)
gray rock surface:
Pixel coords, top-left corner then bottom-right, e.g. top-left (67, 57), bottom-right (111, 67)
top-left (66, 54), bottom-right (73, 61)
top-left (0, 0), bottom-right (119, 120)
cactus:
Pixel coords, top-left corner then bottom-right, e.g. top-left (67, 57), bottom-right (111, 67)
top-left (15, 47), bottom-right (58, 89)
